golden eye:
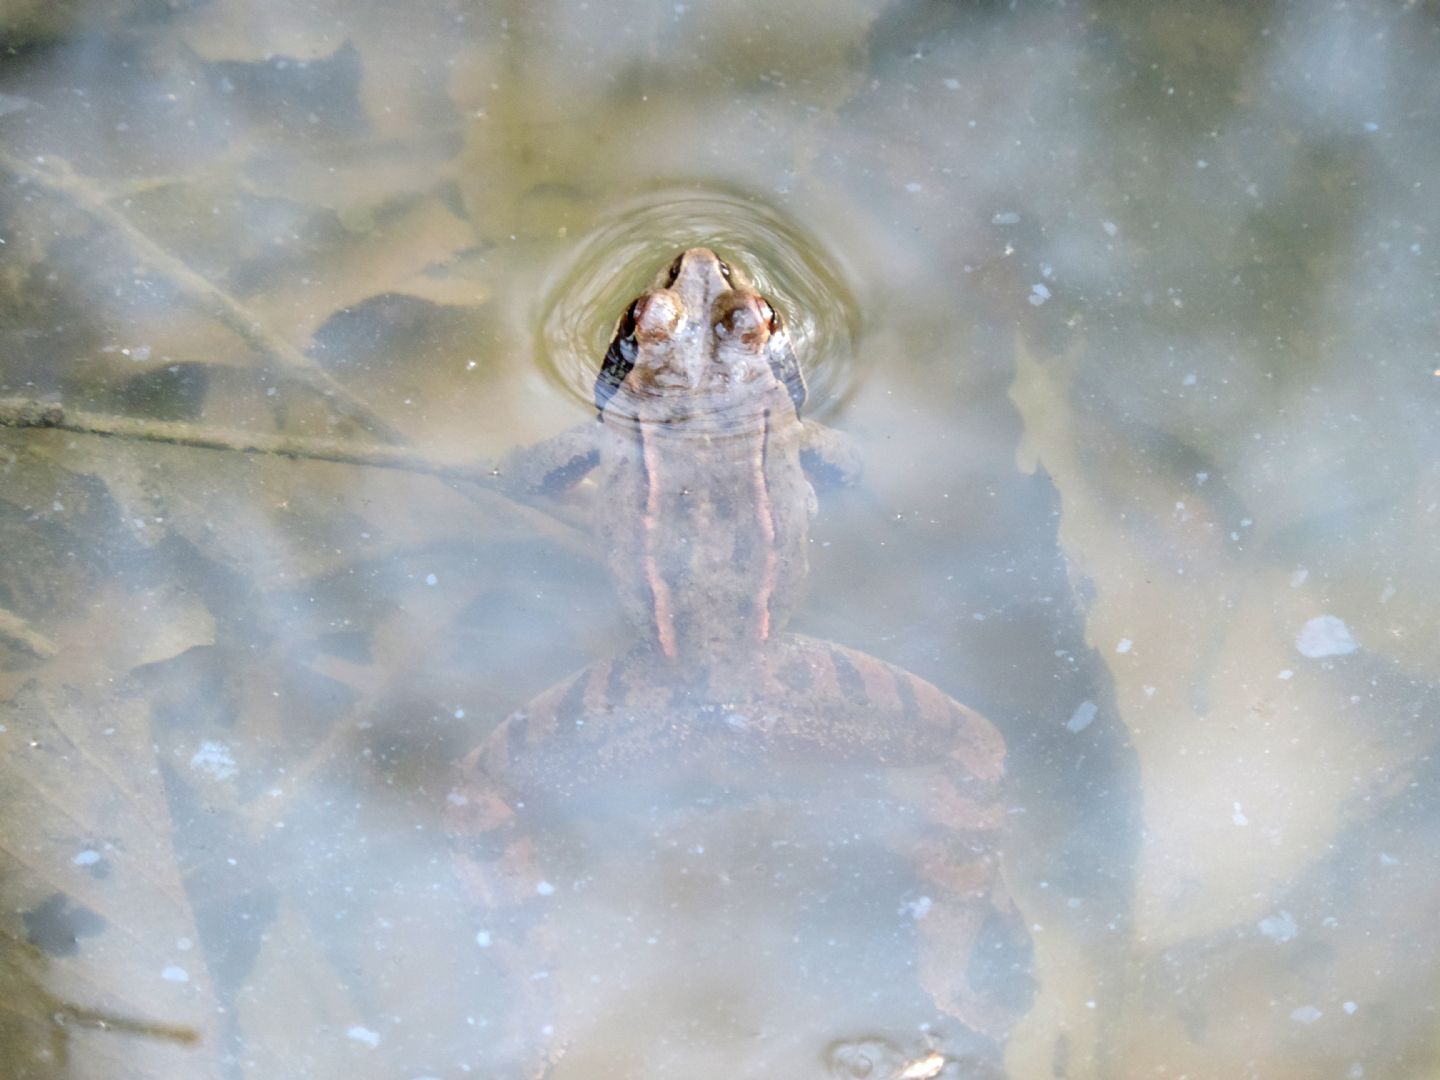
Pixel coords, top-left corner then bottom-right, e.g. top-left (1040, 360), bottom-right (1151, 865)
top-left (665, 253), bottom-right (684, 287)
top-left (757, 298), bottom-right (779, 331)
top-left (716, 259), bottom-right (732, 281)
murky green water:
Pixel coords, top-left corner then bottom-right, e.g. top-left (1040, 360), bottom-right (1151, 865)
top-left (1, 2), bottom-right (1437, 1077)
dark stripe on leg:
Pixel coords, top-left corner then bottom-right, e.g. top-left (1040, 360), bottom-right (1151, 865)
top-left (830, 648), bottom-right (867, 705)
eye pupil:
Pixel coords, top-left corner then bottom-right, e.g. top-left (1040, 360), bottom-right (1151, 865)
top-left (760, 299), bottom-right (780, 331)
top-left (717, 259), bottom-right (732, 280)
top-left (621, 297), bottom-right (642, 335)
top-left (665, 254), bottom-right (684, 286)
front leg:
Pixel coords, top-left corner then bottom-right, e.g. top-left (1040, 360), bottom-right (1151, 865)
top-left (800, 419), bottom-right (863, 489)
top-left (498, 421), bottom-right (603, 497)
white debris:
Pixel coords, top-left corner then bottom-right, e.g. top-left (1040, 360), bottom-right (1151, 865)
top-left (905, 182), bottom-right (923, 193)
top-left (1182, 372), bottom-right (1197, 386)
top-left (1028, 283), bottom-right (1051, 306)
top-left (899, 1052), bottom-right (946, 1079)
top-left (161, 966), bottom-right (189, 983)
top-left (425, 573), bottom-right (438, 586)
top-left (346, 1026), bottom-right (381, 1047)
top-left (536, 880), bottom-right (556, 896)
top-left (1066, 701), bottom-right (1098, 733)
top-left (475, 930), bottom-right (492, 948)
top-left (1258, 910), bottom-right (1298, 943)
top-left (1232, 802), bottom-right (1249, 826)
top-left (1116, 638), bottom-right (1133, 654)
top-left (900, 896), bottom-right (933, 920)
top-left (1290, 568), bottom-right (1309, 586)
top-left (1343, 1001), bottom-right (1358, 1014)
top-left (992, 211), bottom-right (1021, 225)
top-left (1296, 615), bottom-right (1359, 658)
top-left (189, 741), bottom-right (237, 781)
top-left (1102, 221), bottom-right (1118, 237)
top-left (1290, 1005), bottom-right (1322, 1024)
top-left (1278, 669), bottom-right (1293, 680)
top-left (73, 849), bottom-right (101, 866)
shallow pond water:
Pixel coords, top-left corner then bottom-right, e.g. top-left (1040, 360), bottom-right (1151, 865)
top-left (1, 2), bottom-right (1437, 1078)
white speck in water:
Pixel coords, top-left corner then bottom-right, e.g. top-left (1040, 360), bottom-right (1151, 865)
top-left (73, 849), bottom-right (101, 866)
top-left (1343, 1001), bottom-right (1358, 1014)
top-left (453, 708), bottom-right (465, 719)
top-left (177, 937), bottom-right (193, 951)
top-left (161, 965), bottom-right (189, 983)
top-left (943, 78), bottom-right (960, 90)
top-left (1195, 471), bottom-right (1208, 485)
top-left (1232, 802), bottom-right (1249, 826)
top-left (446, 791), bottom-right (468, 806)
top-left (475, 930), bottom-right (492, 948)
top-left (1115, 638), bottom-right (1133, 654)
top-left (1379, 852), bottom-right (1399, 866)
top-left (347, 1025), bottom-right (381, 1047)
top-left (1363, 120), bottom-right (1379, 132)
top-left (905, 182), bottom-right (923, 193)
top-left (1349, 1066), bottom-right (1366, 1078)
top-left (1296, 615), bottom-right (1358, 658)
top-left (1066, 701), bottom-right (1098, 733)
top-left (1290, 1005), bottom-right (1322, 1025)
top-left (1182, 372), bottom-right (1197, 386)
top-left (1028, 283), bottom-right (1051, 306)
top-left (1102, 220), bottom-right (1118, 237)
top-left (1379, 584), bottom-right (1396, 604)
top-left (1196, 159), bottom-right (1208, 169)
top-left (1290, 567), bottom-right (1309, 587)
top-left (1278, 669), bottom-right (1293, 680)
top-left (1258, 910), bottom-right (1298, 943)
top-left (425, 573), bottom-right (438, 586)
top-left (190, 740), bottom-right (237, 781)
top-left (536, 880), bottom-right (556, 897)
top-left (992, 211), bottom-right (1021, 225)
top-left (900, 895), bottom-right (933, 920)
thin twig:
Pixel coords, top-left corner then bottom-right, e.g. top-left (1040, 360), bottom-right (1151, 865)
top-left (0, 149), bottom-right (403, 441)
top-left (0, 397), bottom-right (594, 560)
top-left (0, 396), bottom-right (480, 481)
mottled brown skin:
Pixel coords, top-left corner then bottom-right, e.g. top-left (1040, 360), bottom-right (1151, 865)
top-left (449, 251), bottom-right (1028, 1078)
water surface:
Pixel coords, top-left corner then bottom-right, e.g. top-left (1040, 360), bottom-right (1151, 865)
top-left (1, 2), bottom-right (1436, 1077)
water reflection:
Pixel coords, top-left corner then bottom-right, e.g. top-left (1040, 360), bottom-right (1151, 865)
top-left (0, 0), bottom-right (1436, 1077)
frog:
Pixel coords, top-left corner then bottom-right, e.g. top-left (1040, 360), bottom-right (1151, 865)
top-left (446, 249), bottom-right (1032, 1079)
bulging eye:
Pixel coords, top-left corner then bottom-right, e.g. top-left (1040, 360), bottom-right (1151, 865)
top-left (716, 259), bottom-right (732, 281)
top-left (757, 298), bottom-right (781, 332)
top-left (664, 253), bottom-right (684, 287)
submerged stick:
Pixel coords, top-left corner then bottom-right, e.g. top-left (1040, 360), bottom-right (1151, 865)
top-left (0, 149), bottom-right (403, 441)
top-left (0, 397), bottom-right (485, 482)
top-left (0, 397), bottom-right (593, 559)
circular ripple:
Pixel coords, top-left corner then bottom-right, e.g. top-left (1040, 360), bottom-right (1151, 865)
top-left (536, 186), bottom-right (861, 420)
